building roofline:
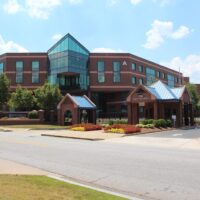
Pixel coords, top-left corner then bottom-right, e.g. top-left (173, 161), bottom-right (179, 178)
top-left (47, 33), bottom-right (90, 54)
top-left (90, 52), bottom-right (182, 75)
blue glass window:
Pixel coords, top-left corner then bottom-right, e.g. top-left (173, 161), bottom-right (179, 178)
top-left (113, 62), bottom-right (120, 83)
top-left (48, 34), bottom-right (89, 90)
top-left (139, 78), bottom-right (143, 85)
top-left (97, 61), bottom-right (105, 83)
top-left (32, 61), bottom-right (39, 83)
top-left (157, 71), bottom-right (160, 78)
top-left (0, 63), bottom-right (4, 74)
top-left (167, 74), bottom-right (175, 87)
top-left (138, 65), bottom-right (143, 73)
top-left (132, 63), bottom-right (136, 71)
top-left (146, 67), bottom-right (156, 85)
top-left (132, 76), bottom-right (136, 84)
top-left (16, 61), bottom-right (23, 83)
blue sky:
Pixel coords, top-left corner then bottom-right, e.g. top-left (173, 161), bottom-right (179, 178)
top-left (0, 0), bottom-right (200, 82)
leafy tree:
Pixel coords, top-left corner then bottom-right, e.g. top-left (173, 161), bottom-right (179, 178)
top-left (34, 82), bottom-right (62, 110)
top-left (186, 83), bottom-right (200, 109)
top-left (0, 74), bottom-right (10, 108)
top-left (9, 86), bottom-right (35, 111)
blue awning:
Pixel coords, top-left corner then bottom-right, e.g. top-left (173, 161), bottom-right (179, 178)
top-left (144, 80), bottom-right (185, 100)
top-left (71, 96), bottom-right (96, 109)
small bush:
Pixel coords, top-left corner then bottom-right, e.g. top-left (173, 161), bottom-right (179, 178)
top-left (166, 119), bottom-right (172, 127)
top-left (108, 120), bottom-right (114, 125)
top-left (146, 124), bottom-right (155, 128)
top-left (108, 119), bottom-right (127, 125)
top-left (136, 124), bottom-right (155, 129)
top-left (28, 110), bottom-right (38, 119)
top-left (141, 119), bottom-right (154, 125)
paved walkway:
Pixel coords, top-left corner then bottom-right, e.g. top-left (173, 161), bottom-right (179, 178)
top-left (0, 159), bottom-right (50, 175)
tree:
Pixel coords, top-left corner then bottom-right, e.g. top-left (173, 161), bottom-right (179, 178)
top-left (34, 82), bottom-right (62, 111)
top-left (9, 86), bottom-right (35, 111)
top-left (186, 83), bottom-right (200, 109)
top-left (0, 74), bottom-right (10, 109)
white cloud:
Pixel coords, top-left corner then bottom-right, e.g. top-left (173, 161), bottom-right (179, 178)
top-left (143, 20), bottom-right (191, 49)
top-left (52, 33), bottom-right (63, 41)
top-left (161, 54), bottom-right (200, 83)
top-left (0, 35), bottom-right (28, 54)
top-left (130, 0), bottom-right (142, 5)
top-left (25, 0), bottom-right (61, 20)
top-left (171, 26), bottom-right (190, 39)
top-left (3, 0), bottom-right (22, 14)
top-left (92, 48), bottom-right (124, 53)
top-left (3, 0), bottom-right (82, 20)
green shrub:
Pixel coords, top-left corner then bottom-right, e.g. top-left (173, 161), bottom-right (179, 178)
top-left (141, 119), bottom-right (154, 125)
top-left (136, 124), bottom-right (155, 128)
top-left (108, 119), bottom-right (127, 125)
top-left (158, 119), bottom-right (167, 127)
top-left (153, 119), bottom-right (161, 128)
top-left (146, 124), bottom-right (155, 128)
top-left (166, 119), bottom-right (172, 127)
top-left (136, 124), bottom-right (145, 128)
top-left (108, 120), bottom-right (114, 125)
top-left (115, 119), bottom-right (127, 124)
top-left (28, 110), bottom-right (38, 119)
top-left (141, 119), bottom-right (149, 125)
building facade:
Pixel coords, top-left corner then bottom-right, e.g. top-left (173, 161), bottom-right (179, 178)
top-left (0, 33), bottom-right (184, 117)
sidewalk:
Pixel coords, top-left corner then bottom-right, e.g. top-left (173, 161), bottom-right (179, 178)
top-left (0, 159), bottom-right (50, 175)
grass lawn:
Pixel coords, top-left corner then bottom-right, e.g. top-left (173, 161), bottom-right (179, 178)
top-left (0, 124), bottom-right (68, 130)
top-left (0, 175), bottom-right (126, 200)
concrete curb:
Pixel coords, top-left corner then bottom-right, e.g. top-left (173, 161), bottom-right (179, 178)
top-left (48, 174), bottom-right (144, 200)
top-left (41, 133), bottom-right (104, 141)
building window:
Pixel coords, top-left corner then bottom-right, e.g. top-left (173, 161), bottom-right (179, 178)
top-left (139, 78), bottom-right (143, 85)
top-left (157, 71), bottom-right (160, 78)
top-left (16, 61), bottom-right (23, 83)
top-left (113, 61), bottom-right (120, 83)
top-left (146, 67), bottom-right (156, 85)
top-left (97, 61), bottom-right (105, 83)
top-left (163, 73), bottom-right (166, 79)
top-left (138, 65), bottom-right (143, 73)
top-left (32, 61), bottom-right (39, 83)
top-left (132, 76), bottom-right (136, 85)
top-left (132, 63), bottom-right (136, 71)
top-left (0, 63), bottom-right (4, 74)
top-left (167, 74), bottom-right (175, 87)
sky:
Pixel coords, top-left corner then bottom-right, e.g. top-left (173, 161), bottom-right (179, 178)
top-left (0, 0), bottom-right (200, 83)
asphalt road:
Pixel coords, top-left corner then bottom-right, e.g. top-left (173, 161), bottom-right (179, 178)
top-left (0, 128), bottom-right (200, 200)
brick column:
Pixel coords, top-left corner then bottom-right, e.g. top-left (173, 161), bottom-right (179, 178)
top-left (128, 102), bottom-right (132, 124)
top-left (176, 101), bottom-right (183, 127)
top-left (189, 103), bottom-right (194, 126)
top-left (132, 103), bottom-right (139, 125)
top-left (153, 101), bottom-right (158, 119)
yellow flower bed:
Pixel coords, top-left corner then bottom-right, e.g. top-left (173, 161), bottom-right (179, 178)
top-left (71, 127), bottom-right (85, 131)
top-left (107, 128), bottom-right (125, 134)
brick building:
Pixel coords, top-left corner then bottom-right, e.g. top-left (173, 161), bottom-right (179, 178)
top-left (0, 33), bottom-right (188, 123)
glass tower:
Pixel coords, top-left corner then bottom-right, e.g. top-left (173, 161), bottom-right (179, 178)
top-left (47, 33), bottom-right (90, 91)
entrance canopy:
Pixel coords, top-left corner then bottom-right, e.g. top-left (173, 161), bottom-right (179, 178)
top-left (57, 93), bottom-right (96, 125)
top-left (127, 80), bottom-right (191, 103)
top-left (127, 80), bottom-right (193, 127)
